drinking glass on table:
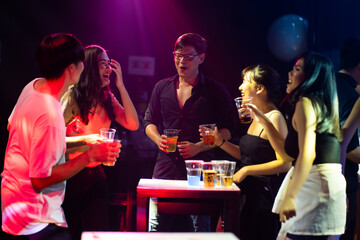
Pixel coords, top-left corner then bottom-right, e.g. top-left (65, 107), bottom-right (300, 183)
top-left (202, 162), bottom-right (216, 188)
top-left (211, 160), bottom-right (229, 186)
top-left (219, 161), bottom-right (236, 187)
top-left (185, 160), bottom-right (204, 186)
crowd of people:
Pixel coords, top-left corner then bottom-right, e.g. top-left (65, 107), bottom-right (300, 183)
top-left (1, 32), bottom-right (360, 240)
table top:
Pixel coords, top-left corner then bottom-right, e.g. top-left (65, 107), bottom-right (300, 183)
top-left (137, 178), bottom-right (240, 199)
top-left (81, 232), bottom-right (240, 240)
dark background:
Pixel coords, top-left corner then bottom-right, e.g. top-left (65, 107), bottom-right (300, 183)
top-left (1, 0), bottom-right (360, 231)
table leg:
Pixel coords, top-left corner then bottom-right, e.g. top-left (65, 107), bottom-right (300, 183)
top-left (136, 195), bottom-right (148, 232)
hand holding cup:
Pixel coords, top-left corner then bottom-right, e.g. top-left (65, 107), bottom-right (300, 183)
top-left (234, 97), bottom-right (253, 124)
top-left (87, 140), bottom-right (121, 165)
top-left (102, 139), bottom-right (121, 166)
top-left (199, 124), bottom-right (216, 147)
top-left (163, 129), bottom-right (179, 153)
top-left (99, 128), bottom-right (119, 166)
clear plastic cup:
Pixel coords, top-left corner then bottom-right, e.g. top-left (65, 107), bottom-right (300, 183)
top-left (185, 160), bottom-right (204, 186)
top-left (202, 162), bottom-right (216, 188)
top-left (164, 129), bottom-right (179, 152)
top-left (219, 161), bottom-right (236, 187)
top-left (234, 97), bottom-right (253, 124)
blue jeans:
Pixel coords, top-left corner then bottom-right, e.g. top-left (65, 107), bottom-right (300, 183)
top-left (149, 197), bottom-right (211, 232)
top-left (191, 215), bottom-right (211, 232)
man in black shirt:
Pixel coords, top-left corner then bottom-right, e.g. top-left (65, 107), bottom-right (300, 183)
top-left (336, 37), bottom-right (360, 240)
top-left (144, 33), bottom-right (238, 232)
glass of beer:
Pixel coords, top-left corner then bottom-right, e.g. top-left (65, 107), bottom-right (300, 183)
top-left (164, 129), bottom-right (179, 152)
top-left (202, 162), bottom-right (216, 188)
top-left (234, 97), bottom-right (253, 124)
top-left (102, 139), bottom-right (121, 167)
top-left (211, 160), bottom-right (229, 186)
top-left (199, 124), bottom-right (216, 147)
top-left (100, 128), bottom-right (117, 166)
top-left (219, 161), bottom-right (236, 187)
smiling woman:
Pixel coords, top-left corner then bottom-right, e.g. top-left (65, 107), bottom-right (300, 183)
top-left (210, 64), bottom-right (289, 240)
top-left (98, 51), bottom-right (112, 86)
top-left (60, 44), bottom-right (139, 240)
top-left (286, 58), bottom-right (305, 94)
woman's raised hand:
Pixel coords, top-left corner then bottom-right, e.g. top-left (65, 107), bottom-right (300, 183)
top-left (110, 59), bottom-right (124, 87)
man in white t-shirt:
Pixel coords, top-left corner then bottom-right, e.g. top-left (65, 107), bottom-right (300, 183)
top-left (1, 33), bottom-right (120, 240)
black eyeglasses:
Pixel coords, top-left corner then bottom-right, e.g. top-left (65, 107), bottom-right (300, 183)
top-left (172, 52), bottom-right (201, 61)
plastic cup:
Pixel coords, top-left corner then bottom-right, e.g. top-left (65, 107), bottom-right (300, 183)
top-left (199, 124), bottom-right (216, 147)
top-left (164, 129), bottom-right (179, 152)
top-left (102, 139), bottom-right (121, 167)
top-left (211, 160), bottom-right (230, 186)
top-left (234, 97), bottom-right (253, 124)
top-left (202, 162), bottom-right (216, 188)
top-left (185, 160), bottom-right (204, 186)
top-left (219, 161), bottom-right (236, 187)
top-left (100, 128), bottom-right (116, 141)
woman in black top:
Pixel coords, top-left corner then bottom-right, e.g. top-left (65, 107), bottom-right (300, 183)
top-left (249, 52), bottom-right (346, 240)
top-left (210, 65), bottom-right (290, 240)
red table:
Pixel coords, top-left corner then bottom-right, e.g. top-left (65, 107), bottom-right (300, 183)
top-left (136, 178), bottom-right (240, 237)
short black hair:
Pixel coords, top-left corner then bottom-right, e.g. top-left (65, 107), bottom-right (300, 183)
top-left (174, 33), bottom-right (207, 54)
top-left (241, 65), bottom-right (282, 107)
top-left (339, 37), bottom-right (360, 70)
top-left (36, 33), bottom-right (84, 79)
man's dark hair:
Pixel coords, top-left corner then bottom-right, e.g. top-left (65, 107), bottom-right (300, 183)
top-left (174, 33), bottom-right (207, 54)
top-left (339, 37), bottom-right (360, 70)
top-left (36, 33), bottom-right (84, 79)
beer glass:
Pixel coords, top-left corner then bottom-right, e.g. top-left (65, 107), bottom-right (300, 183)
top-left (234, 97), bottom-right (253, 124)
top-left (199, 124), bottom-right (216, 147)
top-left (100, 128), bottom-right (117, 166)
top-left (164, 129), bottom-right (179, 152)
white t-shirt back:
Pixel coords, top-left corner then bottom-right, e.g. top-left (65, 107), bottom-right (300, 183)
top-left (1, 79), bottom-right (67, 235)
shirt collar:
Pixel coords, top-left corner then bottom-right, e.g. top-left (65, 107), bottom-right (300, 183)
top-left (336, 72), bottom-right (357, 89)
top-left (172, 72), bottom-right (205, 88)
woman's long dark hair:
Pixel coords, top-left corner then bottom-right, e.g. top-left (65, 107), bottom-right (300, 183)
top-left (288, 51), bottom-right (341, 140)
top-left (72, 45), bottom-right (115, 124)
